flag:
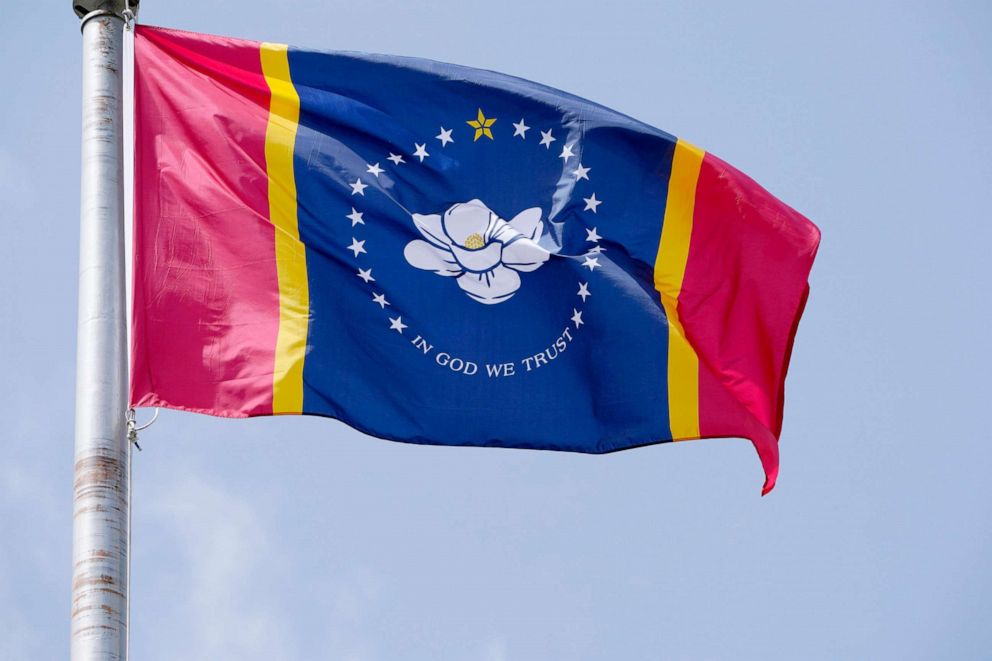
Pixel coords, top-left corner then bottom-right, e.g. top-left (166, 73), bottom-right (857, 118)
top-left (131, 25), bottom-right (820, 494)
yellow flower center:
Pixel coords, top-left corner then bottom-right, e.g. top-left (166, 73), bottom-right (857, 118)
top-left (463, 233), bottom-right (485, 249)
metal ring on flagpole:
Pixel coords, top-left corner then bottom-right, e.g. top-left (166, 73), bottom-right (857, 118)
top-left (133, 408), bottom-right (159, 432)
top-left (126, 407), bottom-right (159, 432)
top-left (79, 9), bottom-right (124, 33)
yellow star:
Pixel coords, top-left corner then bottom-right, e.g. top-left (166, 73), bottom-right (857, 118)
top-left (466, 108), bottom-right (497, 141)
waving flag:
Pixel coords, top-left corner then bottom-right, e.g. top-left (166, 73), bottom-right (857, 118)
top-left (131, 26), bottom-right (819, 493)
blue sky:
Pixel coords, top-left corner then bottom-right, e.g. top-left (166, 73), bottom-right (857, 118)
top-left (1, 1), bottom-right (990, 659)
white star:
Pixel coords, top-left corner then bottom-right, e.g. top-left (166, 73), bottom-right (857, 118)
top-left (413, 143), bottom-right (429, 162)
top-left (372, 292), bottom-right (390, 308)
top-left (350, 178), bottom-right (368, 196)
top-left (587, 245), bottom-right (606, 254)
top-left (559, 143), bottom-right (575, 162)
top-left (366, 162), bottom-right (384, 178)
top-left (357, 268), bottom-right (375, 283)
top-left (539, 129), bottom-right (556, 149)
top-left (585, 227), bottom-right (601, 242)
top-left (387, 152), bottom-right (405, 165)
top-left (571, 308), bottom-right (584, 328)
top-left (436, 127), bottom-right (454, 147)
top-left (573, 163), bottom-right (591, 180)
top-left (512, 118), bottom-right (530, 138)
top-left (348, 237), bottom-right (366, 257)
top-left (577, 282), bottom-right (591, 302)
top-left (583, 193), bottom-right (602, 213)
top-left (389, 315), bottom-right (407, 333)
top-left (582, 255), bottom-right (601, 271)
top-left (346, 207), bottom-right (365, 226)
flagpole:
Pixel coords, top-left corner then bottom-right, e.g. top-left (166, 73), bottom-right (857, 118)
top-left (71, 1), bottom-right (133, 659)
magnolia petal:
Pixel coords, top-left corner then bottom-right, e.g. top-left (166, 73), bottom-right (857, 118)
top-left (450, 241), bottom-right (502, 273)
top-left (404, 240), bottom-right (462, 276)
top-left (489, 218), bottom-right (521, 245)
top-left (508, 207), bottom-right (543, 241)
top-left (443, 199), bottom-right (496, 246)
top-left (412, 213), bottom-right (451, 248)
top-left (501, 238), bottom-right (550, 272)
top-left (456, 266), bottom-right (521, 304)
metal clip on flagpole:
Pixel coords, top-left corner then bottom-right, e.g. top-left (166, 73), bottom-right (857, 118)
top-left (125, 407), bottom-right (158, 451)
top-left (122, 0), bottom-right (136, 30)
top-left (71, 1), bottom-right (139, 660)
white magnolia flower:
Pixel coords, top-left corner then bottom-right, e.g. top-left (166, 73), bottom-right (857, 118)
top-left (404, 199), bottom-right (550, 304)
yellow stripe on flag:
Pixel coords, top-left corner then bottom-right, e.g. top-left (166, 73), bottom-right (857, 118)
top-left (261, 43), bottom-right (308, 414)
top-left (654, 140), bottom-right (705, 439)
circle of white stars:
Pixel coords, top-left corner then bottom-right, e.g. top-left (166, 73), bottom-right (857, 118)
top-left (342, 108), bottom-right (606, 339)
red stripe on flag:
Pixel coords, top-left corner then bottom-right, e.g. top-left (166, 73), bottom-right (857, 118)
top-left (130, 26), bottom-right (280, 417)
top-left (680, 152), bottom-right (820, 493)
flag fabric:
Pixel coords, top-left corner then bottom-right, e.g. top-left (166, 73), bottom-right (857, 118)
top-left (131, 25), bottom-right (820, 494)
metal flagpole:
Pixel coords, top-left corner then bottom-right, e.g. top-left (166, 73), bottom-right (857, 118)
top-left (71, 1), bottom-right (136, 658)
